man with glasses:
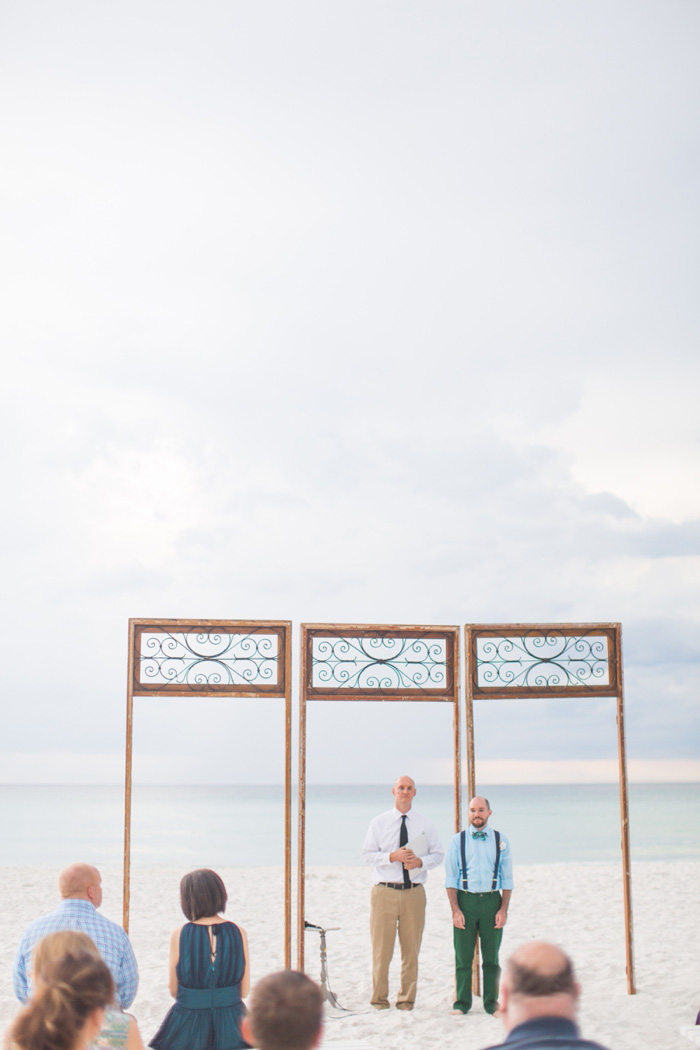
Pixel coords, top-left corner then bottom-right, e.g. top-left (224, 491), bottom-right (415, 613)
top-left (362, 775), bottom-right (444, 1011)
top-left (445, 796), bottom-right (513, 1015)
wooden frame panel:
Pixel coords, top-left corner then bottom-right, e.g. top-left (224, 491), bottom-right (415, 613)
top-left (124, 618), bottom-right (292, 967)
top-left (297, 622), bottom-right (461, 969)
top-left (464, 622), bottom-right (635, 994)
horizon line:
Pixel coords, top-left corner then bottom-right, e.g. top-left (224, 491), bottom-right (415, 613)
top-left (1, 779), bottom-right (698, 787)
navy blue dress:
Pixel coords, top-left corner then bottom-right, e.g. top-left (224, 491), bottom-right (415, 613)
top-left (150, 922), bottom-right (248, 1050)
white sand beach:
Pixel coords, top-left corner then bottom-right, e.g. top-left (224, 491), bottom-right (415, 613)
top-left (1, 862), bottom-right (698, 1050)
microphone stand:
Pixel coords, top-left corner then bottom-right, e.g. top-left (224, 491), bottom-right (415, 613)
top-left (304, 921), bottom-right (348, 1010)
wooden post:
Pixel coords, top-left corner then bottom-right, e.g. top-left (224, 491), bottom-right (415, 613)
top-left (615, 629), bottom-right (635, 993)
top-left (453, 632), bottom-right (462, 833)
top-left (297, 631), bottom-right (308, 970)
top-left (464, 627), bottom-right (476, 803)
top-left (122, 619), bottom-right (135, 932)
top-left (284, 624), bottom-right (292, 968)
top-left (463, 627), bottom-right (481, 997)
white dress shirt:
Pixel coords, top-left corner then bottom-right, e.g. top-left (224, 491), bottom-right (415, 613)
top-left (362, 807), bottom-right (444, 885)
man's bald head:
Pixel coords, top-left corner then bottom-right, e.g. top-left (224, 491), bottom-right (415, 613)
top-left (58, 864), bottom-right (102, 907)
top-left (469, 795), bottom-right (490, 809)
top-left (500, 942), bottom-right (580, 1031)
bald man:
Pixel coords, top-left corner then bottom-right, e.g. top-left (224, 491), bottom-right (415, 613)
top-left (445, 796), bottom-right (513, 1014)
top-left (362, 775), bottom-right (444, 1010)
top-left (13, 862), bottom-right (138, 1008)
top-left (482, 942), bottom-right (612, 1049)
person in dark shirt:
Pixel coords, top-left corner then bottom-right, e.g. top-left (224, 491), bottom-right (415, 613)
top-left (481, 941), bottom-right (612, 1050)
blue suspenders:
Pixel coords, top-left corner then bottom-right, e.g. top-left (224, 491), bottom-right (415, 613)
top-left (459, 829), bottom-right (501, 891)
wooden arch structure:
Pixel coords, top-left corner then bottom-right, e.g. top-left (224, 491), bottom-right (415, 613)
top-left (464, 621), bottom-right (635, 994)
top-left (297, 622), bottom-right (461, 969)
top-left (123, 618), bottom-right (292, 966)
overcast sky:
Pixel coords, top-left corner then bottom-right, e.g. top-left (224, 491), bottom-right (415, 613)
top-left (1, 0), bottom-right (698, 785)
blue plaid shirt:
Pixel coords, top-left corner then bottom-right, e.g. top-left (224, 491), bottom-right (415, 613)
top-left (13, 899), bottom-right (138, 1008)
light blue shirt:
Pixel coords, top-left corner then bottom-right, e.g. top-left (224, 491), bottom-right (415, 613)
top-left (13, 898), bottom-right (139, 1008)
top-left (444, 825), bottom-right (513, 892)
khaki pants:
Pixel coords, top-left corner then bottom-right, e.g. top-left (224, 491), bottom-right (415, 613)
top-left (370, 883), bottom-right (426, 1008)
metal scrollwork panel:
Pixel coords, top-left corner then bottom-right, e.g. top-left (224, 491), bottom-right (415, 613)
top-left (133, 627), bottom-right (282, 693)
top-left (472, 629), bottom-right (616, 696)
top-left (309, 632), bottom-right (453, 698)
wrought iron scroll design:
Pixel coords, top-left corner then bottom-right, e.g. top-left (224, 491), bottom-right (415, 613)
top-left (475, 630), bottom-right (613, 692)
top-left (310, 634), bottom-right (449, 695)
top-left (135, 629), bottom-right (281, 691)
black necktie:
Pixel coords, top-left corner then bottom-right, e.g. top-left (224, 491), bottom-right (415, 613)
top-left (399, 814), bottom-right (411, 887)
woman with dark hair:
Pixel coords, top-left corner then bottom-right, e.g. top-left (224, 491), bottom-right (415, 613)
top-left (150, 869), bottom-right (250, 1050)
top-left (10, 951), bottom-right (114, 1050)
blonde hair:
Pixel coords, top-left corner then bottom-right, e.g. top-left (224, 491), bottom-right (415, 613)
top-left (13, 951), bottom-right (113, 1050)
top-left (32, 932), bottom-right (100, 981)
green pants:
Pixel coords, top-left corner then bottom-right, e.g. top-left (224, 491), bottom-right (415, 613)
top-left (453, 890), bottom-right (503, 1013)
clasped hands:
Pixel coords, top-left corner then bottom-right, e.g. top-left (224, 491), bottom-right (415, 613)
top-left (389, 847), bottom-right (423, 870)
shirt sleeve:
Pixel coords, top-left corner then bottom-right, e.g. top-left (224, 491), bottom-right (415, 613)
top-left (115, 933), bottom-right (139, 1009)
top-left (361, 817), bottom-right (392, 868)
top-left (498, 835), bottom-right (514, 891)
top-left (444, 834), bottom-right (461, 889)
top-left (13, 937), bottom-right (29, 1002)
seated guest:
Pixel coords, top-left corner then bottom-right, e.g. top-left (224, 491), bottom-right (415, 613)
top-left (9, 950), bottom-right (114, 1050)
top-left (482, 941), bottom-right (612, 1050)
top-left (6, 932), bottom-right (145, 1050)
top-left (241, 971), bottom-right (323, 1050)
top-left (14, 863), bottom-right (138, 1009)
top-left (150, 869), bottom-right (250, 1050)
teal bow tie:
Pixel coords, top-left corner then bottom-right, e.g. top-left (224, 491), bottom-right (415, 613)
top-left (471, 831), bottom-right (487, 840)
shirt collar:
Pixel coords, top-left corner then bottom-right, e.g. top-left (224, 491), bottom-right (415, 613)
top-left (505, 1018), bottom-right (580, 1043)
top-left (58, 898), bottom-right (96, 912)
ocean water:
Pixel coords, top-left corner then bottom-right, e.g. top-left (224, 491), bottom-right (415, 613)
top-left (0, 783), bottom-right (698, 868)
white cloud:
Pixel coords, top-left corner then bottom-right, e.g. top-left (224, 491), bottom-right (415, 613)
top-left (0, 0), bottom-right (698, 781)
top-left (521, 378), bottom-right (700, 522)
